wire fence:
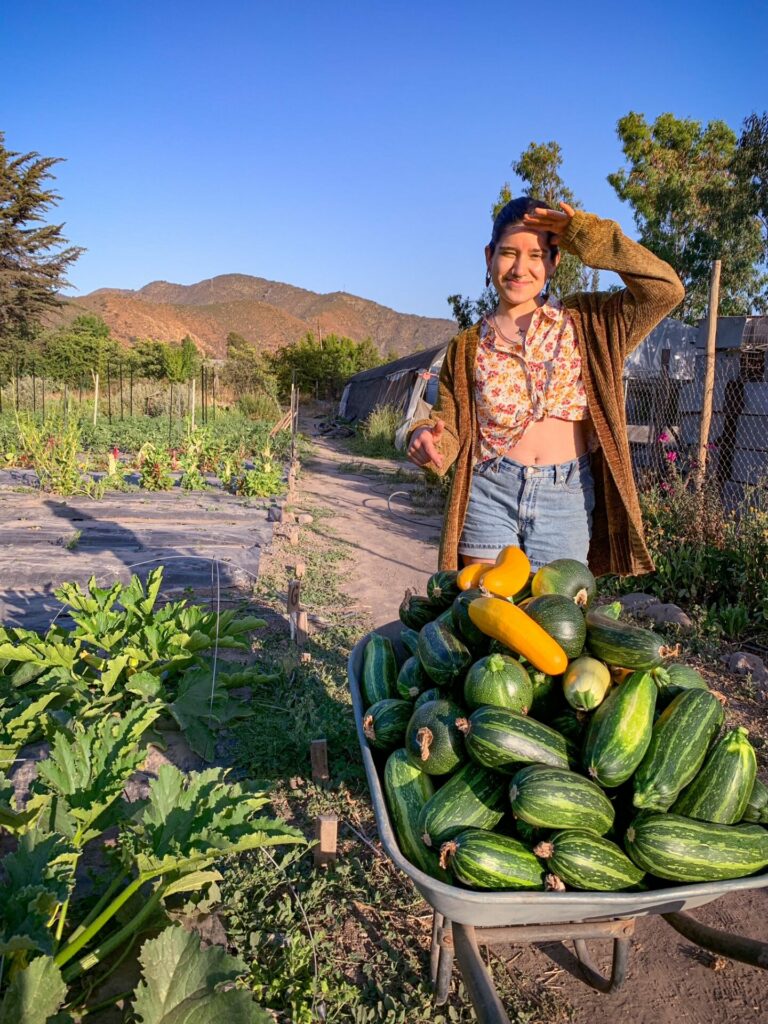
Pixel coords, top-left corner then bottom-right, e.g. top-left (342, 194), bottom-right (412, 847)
top-left (626, 320), bottom-right (768, 507)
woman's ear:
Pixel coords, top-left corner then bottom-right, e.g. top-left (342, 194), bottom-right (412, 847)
top-left (484, 243), bottom-right (492, 273)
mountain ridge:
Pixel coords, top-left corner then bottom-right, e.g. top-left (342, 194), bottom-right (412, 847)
top-left (60, 272), bottom-right (457, 359)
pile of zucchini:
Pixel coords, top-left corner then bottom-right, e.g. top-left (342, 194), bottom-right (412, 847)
top-left (359, 551), bottom-right (768, 893)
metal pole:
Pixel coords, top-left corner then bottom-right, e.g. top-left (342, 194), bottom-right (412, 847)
top-left (212, 370), bottom-right (216, 420)
top-left (107, 362), bottom-right (112, 423)
top-left (696, 259), bottom-right (722, 490)
top-left (32, 371), bottom-right (36, 413)
top-left (119, 361), bottom-right (124, 419)
top-left (129, 368), bottom-right (134, 417)
top-left (169, 382), bottom-right (173, 445)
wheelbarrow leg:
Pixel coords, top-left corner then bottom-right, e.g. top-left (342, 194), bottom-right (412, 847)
top-left (662, 911), bottom-right (768, 969)
top-left (432, 916), bottom-right (455, 1005)
top-left (452, 923), bottom-right (512, 1024)
top-left (573, 937), bottom-right (630, 993)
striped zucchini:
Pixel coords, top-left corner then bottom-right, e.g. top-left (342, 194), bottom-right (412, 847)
top-left (399, 590), bottom-right (437, 630)
top-left (452, 589), bottom-right (491, 650)
top-left (439, 828), bottom-right (545, 890)
top-left (418, 762), bottom-right (506, 846)
top-left (525, 594), bottom-right (587, 659)
top-left (362, 633), bottom-right (397, 708)
top-left (672, 727), bottom-right (757, 824)
top-left (396, 656), bottom-right (432, 700)
top-left (414, 687), bottom-right (442, 709)
top-left (463, 653), bottom-right (533, 713)
top-left (625, 812), bottom-right (768, 882)
top-left (362, 699), bottom-right (413, 750)
top-left (400, 627), bottom-right (421, 658)
top-left (404, 698), bottom-right (467, 775)
top-left (651, 663), bottom-right (709, 707)
top-left (583, 670), bottom-right (657, 787)
top-left (417, 619), bottom-right (472, 687)
top-left (633, 689), bottom-right (724, 811)
top-left (383, 750), bottom-right (449, 881)
top-left (427, 570), bottom-right (461, 610)
top-left (585, 607), bottom-right (670, 669)
top-left (743, 777), bottom-right (768, 823)
top-left (534, 830), bottom-right (645, 891)
top-left (509, 764), bottom-right (615, 835)
top-left (457, 706), bottom-right (569, 773)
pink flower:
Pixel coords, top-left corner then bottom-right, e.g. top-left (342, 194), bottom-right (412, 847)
top-left (112, 447), bottom-right (119, 459)
top-left (660, 482), bottom-right (672, 491)
top-left (706, 442), bottom-right (718, 451)
top-left (657, 431), bottom-right (669, 443)
top-left (666, 450), bottom-right (678, 462)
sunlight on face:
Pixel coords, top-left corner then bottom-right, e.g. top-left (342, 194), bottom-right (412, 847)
top-left (486, 225), bottom-right (559, 311)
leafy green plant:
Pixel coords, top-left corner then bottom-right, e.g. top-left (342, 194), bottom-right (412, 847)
top-left (14, 413), bottom-right (104, 497)
top-left (137, 442), bottom-right (174, 490)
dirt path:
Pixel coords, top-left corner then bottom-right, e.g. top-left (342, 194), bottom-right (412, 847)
top-left (297, 417), bottom-right (768, 1024)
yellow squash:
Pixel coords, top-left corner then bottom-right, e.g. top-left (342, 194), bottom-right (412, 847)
top-left (456, 563), bottom-right (490, 591)
top-left (479, 546), bottom-right (531, 600)
top-left (468, 596), bottom-right (568, 676)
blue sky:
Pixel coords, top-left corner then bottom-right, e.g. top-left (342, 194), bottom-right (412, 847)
top-left (1, 1), bottom-right (765, 320)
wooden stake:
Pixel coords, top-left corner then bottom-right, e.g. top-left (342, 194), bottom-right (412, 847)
top-left (696, 259), bottom-right (721, 490)
top-left (289, 526), bottom-right (300, 547)
top-left (310, 739), bottom-right (329, 783)
top-left (287, 579), bottom-right (301, 616)
top-left (296, 610), bottom-right (309, 646)
top-left (294, 560), bottom-right (306, 579)
top-left (313, 814), bottom-right (338, 868)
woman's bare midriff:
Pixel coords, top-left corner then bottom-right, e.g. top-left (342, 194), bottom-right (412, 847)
top-left (503, 416), bottom-right (592, 465)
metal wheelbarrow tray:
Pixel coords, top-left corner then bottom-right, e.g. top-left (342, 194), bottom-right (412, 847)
top-left (348, 623), bottom-right (768, 1023)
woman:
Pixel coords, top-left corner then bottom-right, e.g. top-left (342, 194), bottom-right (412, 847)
top-left (407, 198), bottom-right (684, 576)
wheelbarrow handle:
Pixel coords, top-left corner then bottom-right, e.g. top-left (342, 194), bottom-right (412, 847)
top-left (662, 911), bottom-right (768, 969)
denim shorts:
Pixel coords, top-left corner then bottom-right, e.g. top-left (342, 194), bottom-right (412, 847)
top-left (458, 452), bottom-right (596, 570)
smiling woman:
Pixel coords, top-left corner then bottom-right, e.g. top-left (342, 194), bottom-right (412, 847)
top-left (407, 197), bottom-right (685, 578)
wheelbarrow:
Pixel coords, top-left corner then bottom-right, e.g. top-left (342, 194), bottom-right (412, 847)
top-left (348, 622), bottom-right (768, 1024)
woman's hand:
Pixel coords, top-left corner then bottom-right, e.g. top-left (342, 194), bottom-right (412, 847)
top-left (522, 202), bottom-right (575, 245)
top-left (407, 421), bottom-right (444, 469)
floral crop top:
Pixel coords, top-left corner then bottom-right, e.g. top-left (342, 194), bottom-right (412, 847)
top-left (474, 299), bottom-right (590, 461)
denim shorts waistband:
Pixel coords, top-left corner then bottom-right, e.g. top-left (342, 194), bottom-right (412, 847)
top-left (474, 451), bottom-right (591, 481)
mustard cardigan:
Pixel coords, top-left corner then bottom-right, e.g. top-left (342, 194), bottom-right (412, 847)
top-left (410, 210), bottom-right (685, 577)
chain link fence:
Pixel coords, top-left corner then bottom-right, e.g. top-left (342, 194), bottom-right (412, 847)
top-left (626, 317), bottom-right (768, 507)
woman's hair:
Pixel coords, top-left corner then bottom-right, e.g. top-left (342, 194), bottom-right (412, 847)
top-left (489, 196), bottom-right (559, 258)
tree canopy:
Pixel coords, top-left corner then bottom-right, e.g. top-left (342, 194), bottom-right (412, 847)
top-left (0, 132), bottom-right (84, 343)
top-left (269, 332), bottom-right (381, 399)
top-left (608, 111), bottom-right (767, 321)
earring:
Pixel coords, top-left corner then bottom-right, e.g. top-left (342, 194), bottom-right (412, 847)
top-left (485, 271), bottom-right (491, 288)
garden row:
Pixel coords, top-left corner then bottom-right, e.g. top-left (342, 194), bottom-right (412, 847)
top-left (0, 566), bottom-right (303, 1021)
top-left (359, 552), bottom-right (768, 894)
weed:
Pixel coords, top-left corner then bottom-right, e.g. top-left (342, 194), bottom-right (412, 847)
top-left (348, 404), bottom-right (403, 460)
top-left (65, 529), bottom-right (82, 551)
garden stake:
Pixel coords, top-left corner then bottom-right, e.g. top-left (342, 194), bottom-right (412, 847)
top-left (313, 814), bottom-right (338, 868)
top-left (310, 739), bottom-right (329, 785)
top-left (294, 559), bottom-right (306, 579)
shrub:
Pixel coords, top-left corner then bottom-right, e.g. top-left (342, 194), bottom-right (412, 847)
top-left (349, 403), bottom-right (402, 459)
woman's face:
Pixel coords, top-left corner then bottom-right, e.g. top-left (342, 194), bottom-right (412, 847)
top-left (485, 224), bottom-right (560, 310)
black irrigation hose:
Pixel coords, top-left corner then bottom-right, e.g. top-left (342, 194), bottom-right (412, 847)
top-left (385, 489), bottom-right (434, 525)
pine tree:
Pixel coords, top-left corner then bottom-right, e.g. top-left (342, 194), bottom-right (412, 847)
top-left (0, 132), bottom-right (84, 346)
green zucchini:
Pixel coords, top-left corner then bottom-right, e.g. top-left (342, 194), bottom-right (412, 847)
top-left (404, 698), bottom-right (467, 775)
top-left (399, 590), bottom-right (437, 630)
top-left (396, 656), bottom-right (432, 700)
top-left (400, 627), bottom-right (421, 658)
top-left (414, 687), bottom-right (442, 709)
top-left (457, 706), bottom-right (569, 773)
top-left (672, 727), bottom-right (757, 824)
top-left (509, 764), bottom-right (615, 835)
top-left (417, 618), bottom-right (472, 687)
top-left (427, 570), bottom-right (461, 610)
top-left (463, 653), bottom-right (533, 713)
top-left (583, 670), bottom-right (657, 787)
top-left (633, 689), bottom-right (724, 811)
top-left (531, 558), bottom-right (597, 608)
top-left (383, 749), bottom-right (449, 881)
top-left (585, 606), bottom-right (670, 669)
top-left (525, 594), bottom-right (586, 659)
top-left (549, 709), bottom-right (587, 765)
top-left (362, 699), bottom-right (413, 750)
top-left (439, 828), bottom-right (545, 890)
top-left (534, 830), bottom-right (645, 891)
top-left (528, 668), bottom-right (564, 720)
top-left (625, 812), bottom-right (768, 882)
top-left (651, 663), bottom-right (709, 707)
top-left (361, 633), bottom-right (397, 708)
top-left (451, 589), bottom-right (490, 650)
top-left (418, 762), bottom-right (506, 846)
top-left (742, 777), bottom-right (768, 823)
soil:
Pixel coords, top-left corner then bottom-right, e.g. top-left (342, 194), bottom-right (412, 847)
top-left (298, 411), bottom-right (768, 1024)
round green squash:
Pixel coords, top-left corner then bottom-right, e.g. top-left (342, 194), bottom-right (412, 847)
top-left (524, 594), bottom-right (587, 659)
top-left (463, 653), bottom-right (533, 713)
top-left (404, 698), bottom-right (467, 775)
top-left (531, 558), bottom-right (597, 608)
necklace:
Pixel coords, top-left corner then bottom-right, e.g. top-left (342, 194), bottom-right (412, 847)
top-left (491, 314), bottom-right (527, 348)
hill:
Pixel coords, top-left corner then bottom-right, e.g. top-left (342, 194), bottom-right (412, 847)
top-left (59, 273), bottom-right (457, 358)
